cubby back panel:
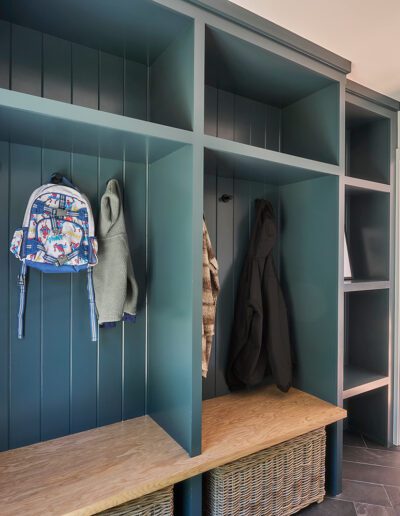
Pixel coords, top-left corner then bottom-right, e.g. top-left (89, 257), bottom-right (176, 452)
top-left (205, 85), bottom-right (281, 151)
top-left (203, 170), bottom-right (280, 399)
top-left (0, 19), bottom-right (193, 130)
top-left (0, 141), bottom-right (146, 451)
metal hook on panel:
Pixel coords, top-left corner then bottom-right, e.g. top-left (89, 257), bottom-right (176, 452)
top-left (219, 194), bottom-right (233, 203)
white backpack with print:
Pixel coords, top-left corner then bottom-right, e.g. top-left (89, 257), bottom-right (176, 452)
top-left (10, 174), bottom-right (98, 340)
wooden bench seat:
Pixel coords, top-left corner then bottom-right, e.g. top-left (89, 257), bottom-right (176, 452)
top-left (0, 386), bottom-right (346, 515)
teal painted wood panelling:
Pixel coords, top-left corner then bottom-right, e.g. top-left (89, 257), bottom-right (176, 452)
top-left (0, 142), bottom-right (9, 451)
top-left (0, 20), bottom-right (193, 131)
top-left (0, 142), bottom-right (146, 450)
top-left (205, 86), bottom-right (281, 151)
top-left (147, 144), bottom-right (201, 456)
top-left (1, 0), bottom-right (192, 65)
top-left (0, 21), bottom-right (10, 89)
top-left (9, 144), bottom-right (42, 448)
top-left (123, 162), bottom-right (147, 420)
top-left (41, 149), bottom-right (71, 441)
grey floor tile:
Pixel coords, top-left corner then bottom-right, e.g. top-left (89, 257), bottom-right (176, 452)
top-left (354, 502), bottom-right (396, 515)
top-left (335, 479), bottom-right (391, 506)
top-left (364, 438), bottom-right (400, 453)
top-left (345, 431), bottom-right (367, 448)
top-left (343, 461), bottom-right (400, 487)
top-left (385, 486), bottom-right (400, 513)
top-left (298, 498), bottom-right (356, 515)
top-left (344, 446), bottom-right (400, 469)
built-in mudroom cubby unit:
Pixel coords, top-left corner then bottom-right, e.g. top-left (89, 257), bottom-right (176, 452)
top-left (0, 1), bottom-right (398, 514)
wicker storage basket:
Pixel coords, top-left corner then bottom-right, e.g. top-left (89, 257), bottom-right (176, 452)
top-left (204, 427), bottom-right (326, 516)
top-left (96, 485), bottom-right (174, 516)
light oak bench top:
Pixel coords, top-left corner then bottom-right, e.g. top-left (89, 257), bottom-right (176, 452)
top-left (0, 386), bottom-right (346, 516)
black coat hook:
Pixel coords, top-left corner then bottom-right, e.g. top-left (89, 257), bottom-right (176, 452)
top-left (219, 194), bottom-right (233, 203)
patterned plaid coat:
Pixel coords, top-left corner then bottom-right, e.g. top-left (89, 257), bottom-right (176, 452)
top-left (202, 220), bottom-right (220, 378)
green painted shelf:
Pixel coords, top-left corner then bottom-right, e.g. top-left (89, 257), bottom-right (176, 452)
top-left (203, 134), bottom-right (341, 183)
top-left (343, 366), bottom-right (389, 400)
top-left (0, 88), bottom-right (193, 163)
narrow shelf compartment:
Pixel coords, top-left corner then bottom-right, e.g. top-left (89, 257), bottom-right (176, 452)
top-left (344, 289), bottom-right (389, 400)
top-left (0, 0), bottom-right (194, 131)
top-left (346, 101), bottom-right (390, 184)
top-left (343, 366), bottom-right (389, 399)
top-left (344, 386), bottom-right (389, 445)
top-left (345, 186), bottom-right (390, 282)
top-left (204, 26), bottom-right (340, 165)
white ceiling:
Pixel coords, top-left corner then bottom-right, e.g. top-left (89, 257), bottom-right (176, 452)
top-left (230, 0), bottom-right (400, 101)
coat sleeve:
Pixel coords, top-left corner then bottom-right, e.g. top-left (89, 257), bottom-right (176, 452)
top-left (123, 240), bottom-right (138, 318)
top-left (264, 257), bottom-right (292, 392)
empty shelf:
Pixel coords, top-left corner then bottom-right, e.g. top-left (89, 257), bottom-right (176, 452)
top-left (344, 280), bottom-right (390, 292)
top-left (344, 176), bottom-right (391, 193)
top-left (0, 88), bottom-right (192, 163)
top-left (0, 386), bottom-right (345, 515)
top-left (343, 366), bottom-right (389, 399)
top-left (203, 134), bottom-right (341, 183)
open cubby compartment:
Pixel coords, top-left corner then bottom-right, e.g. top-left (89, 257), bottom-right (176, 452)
top-left (343, 289), bottom-right (389, 398)
top-left (0, 107), bottom-right (199, 456)
top-left (345, 185), bottom-right (390, 282)
top-left (343, 386), bottom-right (389, 446)
top-left (345, 101), bottom-right (391, 184)
top-left (204, 26), bottom-right (340, 165)
top-left (0, 0), bottom-right (194, 131)
top-left (203, 147), bottom-right (340, 405)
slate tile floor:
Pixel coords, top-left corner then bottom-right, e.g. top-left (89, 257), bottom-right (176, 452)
top-left (298, 431), bottom-right (400, 515)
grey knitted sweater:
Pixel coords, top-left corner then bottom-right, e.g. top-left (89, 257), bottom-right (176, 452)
top-left (93, 179), bottom-right (138, 326)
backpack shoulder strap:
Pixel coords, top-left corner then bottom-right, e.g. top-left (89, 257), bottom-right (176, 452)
top-left (87, 268), bottom-right (97, 342)
top-left (17, 262), bottom-right (28, 339)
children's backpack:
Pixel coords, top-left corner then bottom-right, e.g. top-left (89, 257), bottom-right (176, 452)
top-left (10, 173), bottom-right (98, 341)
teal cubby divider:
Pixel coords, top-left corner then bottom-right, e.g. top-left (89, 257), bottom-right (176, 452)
top-left (148, 144), bottom-right (201, 456)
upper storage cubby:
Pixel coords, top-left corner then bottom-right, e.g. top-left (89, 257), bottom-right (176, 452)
top-left (346, 102), bottom-right (390, 184)
top-left (204, 26), bottom-right (340, 165)
top-left (0, 0), bottom-right (194, 131)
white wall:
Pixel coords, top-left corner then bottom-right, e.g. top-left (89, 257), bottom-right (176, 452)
top-left (231, 0), bottom-right (400, 101)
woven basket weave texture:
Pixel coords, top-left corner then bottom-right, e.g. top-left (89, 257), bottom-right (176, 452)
top-left (204, 427), bottom-right (326, 516)
top-left (96, 485), bottom-right (174, 516)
